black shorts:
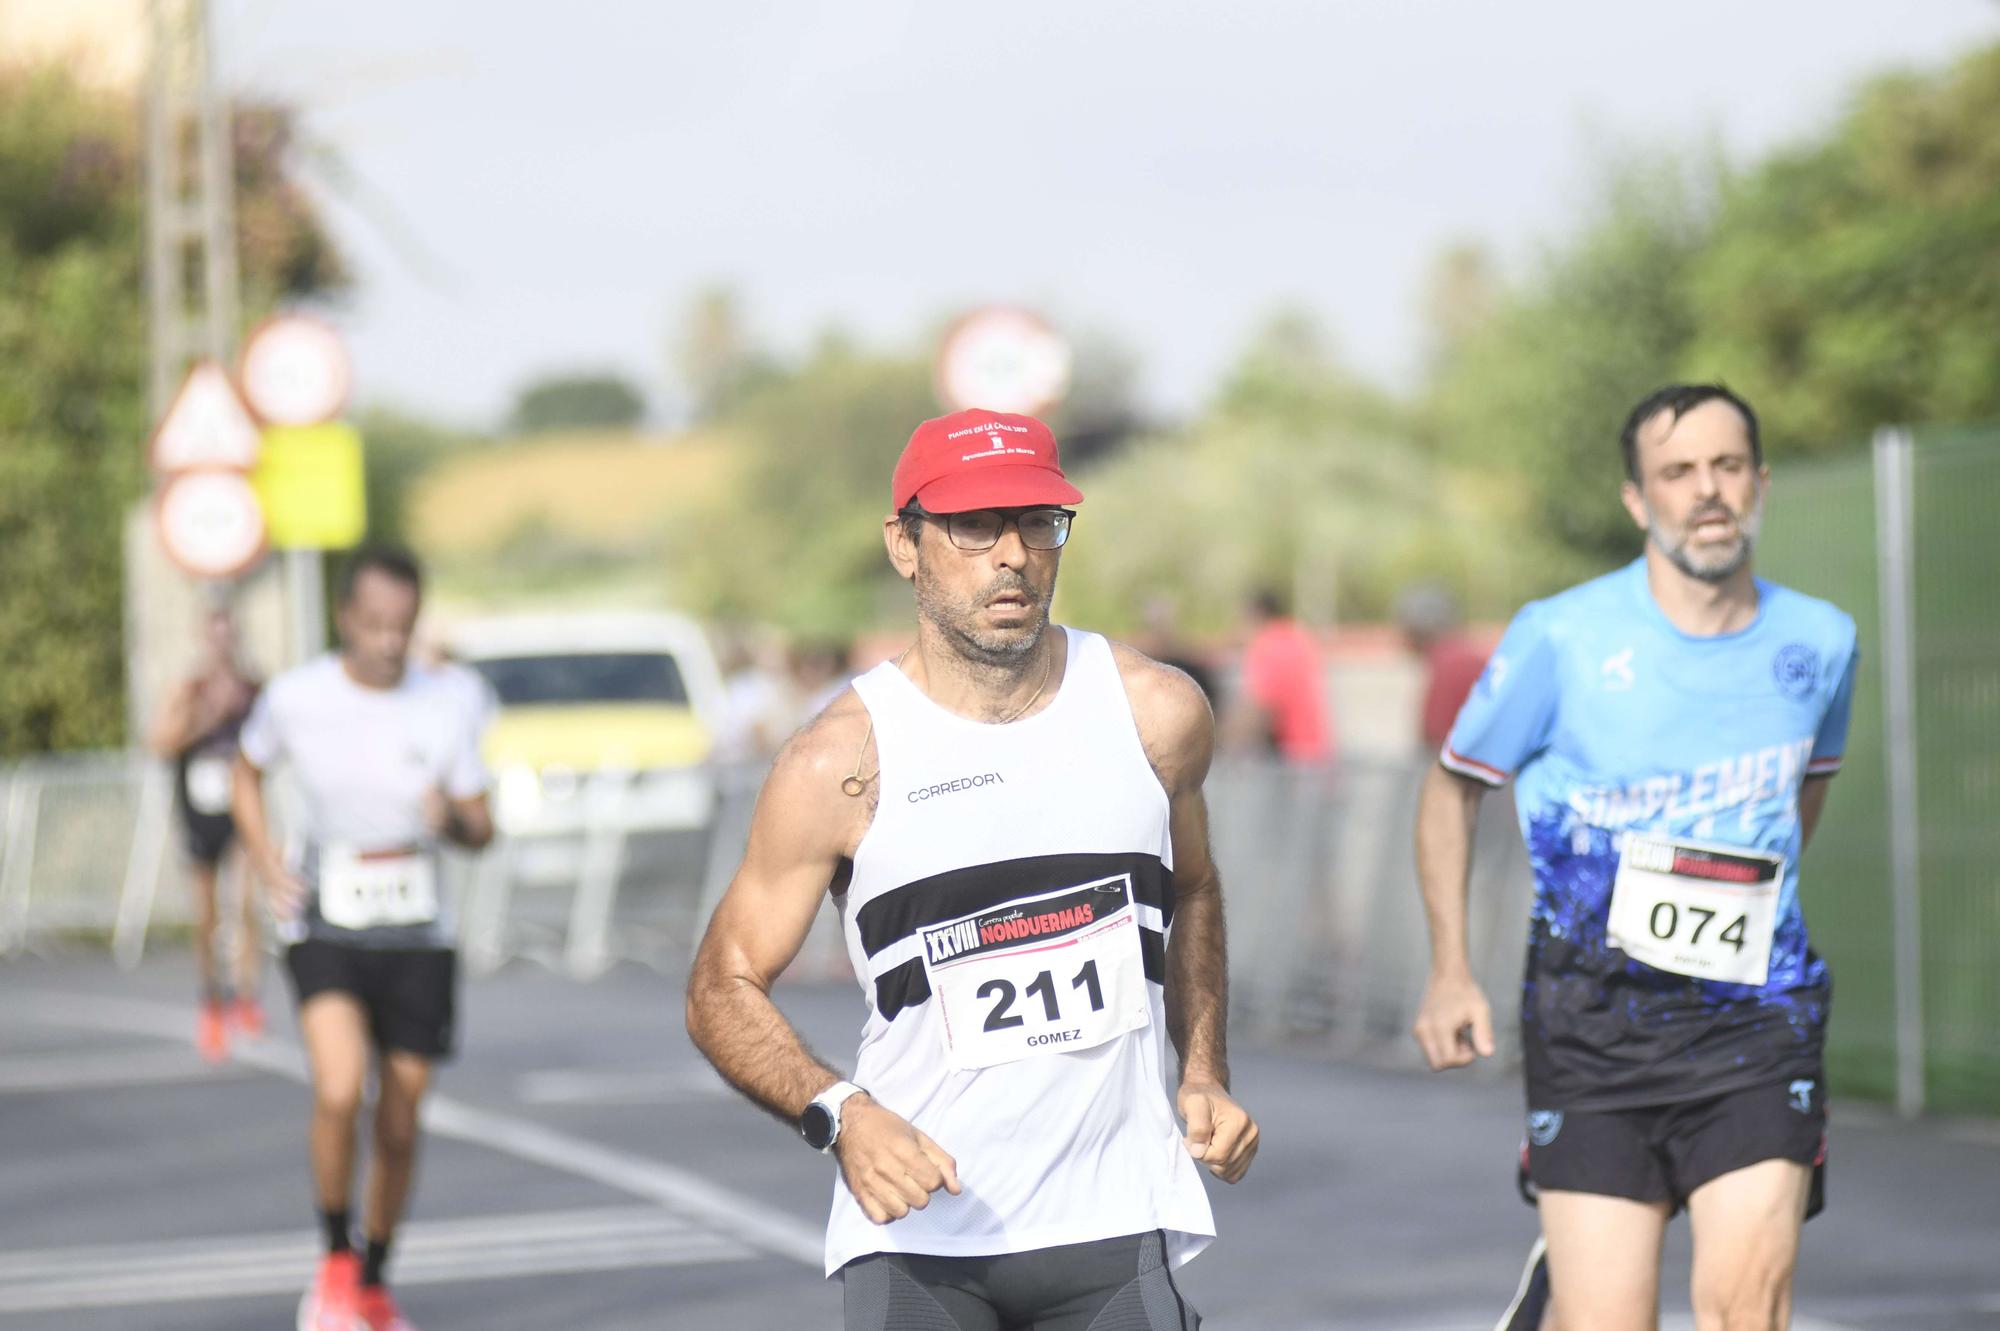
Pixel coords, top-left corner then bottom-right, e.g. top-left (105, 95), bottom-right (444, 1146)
top-left (842, 1231), bottom-right (1199, 1331)
top-left (285, 940), bottom-right (457, 1060)
top-left (1519, 1078), bottom-right (1827, 1218)
top-left (179, 808), bottom-right (235, 867)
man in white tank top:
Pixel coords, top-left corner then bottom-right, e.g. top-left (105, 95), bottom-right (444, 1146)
top-left (688, 411), bottom-right (1258, 1330)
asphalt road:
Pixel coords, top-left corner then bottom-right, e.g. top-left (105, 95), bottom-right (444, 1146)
top-left (1, 952), bottom-right (1995, 1330)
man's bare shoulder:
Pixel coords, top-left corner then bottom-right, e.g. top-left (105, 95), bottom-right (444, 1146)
top-left (1108, 640), bottom-right (1212, 727)
top-left (769, 687), bottom-right (870, 785)
top-left (1106, 639), bottom-right (1214, 791)
top-left (758, 685), bottom-right (878, 840)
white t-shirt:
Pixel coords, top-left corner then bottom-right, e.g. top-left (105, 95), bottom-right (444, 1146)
top-left (240, 654), bottom-right (489, 947)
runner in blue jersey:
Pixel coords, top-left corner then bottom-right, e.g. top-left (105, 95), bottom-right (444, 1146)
top-left (1412, 385), bottom-right (1858, 1331)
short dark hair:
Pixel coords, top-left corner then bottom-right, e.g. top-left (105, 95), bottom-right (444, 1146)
top-left (897, 502), bottom-right (928, 546)
top-left (1250, 586), bottom-right (1288, 620)
top-left (1619, 384), bottom-right (1761, 483)
top-left (336, 544), bottom-right (423, 605)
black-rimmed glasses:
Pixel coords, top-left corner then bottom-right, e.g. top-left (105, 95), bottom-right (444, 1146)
top-left (901, 506), bottom-right (1076, 551)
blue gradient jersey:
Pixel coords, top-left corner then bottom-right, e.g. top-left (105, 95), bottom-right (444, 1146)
top-left (1443, 560), bottom-right (1859, 1111)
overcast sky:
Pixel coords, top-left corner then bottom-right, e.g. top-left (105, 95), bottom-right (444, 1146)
top-left (215, 1), bottom-right (2000, 428)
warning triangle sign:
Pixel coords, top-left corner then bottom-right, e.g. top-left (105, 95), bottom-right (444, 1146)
top-left (150, 361), bottom-right (263, 473)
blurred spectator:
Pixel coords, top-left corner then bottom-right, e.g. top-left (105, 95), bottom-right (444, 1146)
top-left (1133, 593), bottom-right (1217, 704)
top-left (712, 629), bottom-right (791, 763)
top-left (1396, 580), bottom-right (1489, 753)
top-left (791, 638), bottom-right (855, 723)
top-left (146, 604), bottom-right (264, 1060)
top-left (1227, 588), bottom-right (1334, 765)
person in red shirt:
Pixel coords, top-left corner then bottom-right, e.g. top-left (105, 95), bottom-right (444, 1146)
top-left (1234, 590), bottom-right (1334, 765)
top-left (1396, 582), bottom-right (1490, 753)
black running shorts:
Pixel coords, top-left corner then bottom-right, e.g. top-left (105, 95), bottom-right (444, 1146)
top-left (1519, 1076), bottom-right (1827, 1217)
top-left (842, 1230), bottom-right (1199, 1331)
top-left (179, 807), bottom-right (235, 867)
top-left (285, 940), bottom-right (457, 1060)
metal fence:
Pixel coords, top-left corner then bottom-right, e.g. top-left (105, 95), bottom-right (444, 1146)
top-left (0, 748), bottom-right (1530, 1065)
top-left (1756, 424), bottom-right (2000, 1117)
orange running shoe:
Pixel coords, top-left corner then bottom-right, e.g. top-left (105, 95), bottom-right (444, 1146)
top-left (296, 1251), bottom-right (361, 1331)
top-left (355, 1284), bottom-right (415, 1331)
top-left (196, 1000), bottom-right (229, 1064)
top-left (230, 995), bottom-right (267, 1038)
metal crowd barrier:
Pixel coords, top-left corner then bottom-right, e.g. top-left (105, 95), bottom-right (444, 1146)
top-left (1210, 755), bottom-right (1533, 1065)
top-left (0, 748), bottom-right (1536, 1067)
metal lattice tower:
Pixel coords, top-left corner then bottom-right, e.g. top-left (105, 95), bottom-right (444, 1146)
top-left (143, 0), bottom-right (239, 420)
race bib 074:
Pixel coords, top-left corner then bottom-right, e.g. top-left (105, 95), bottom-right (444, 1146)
top-left (317, 846), bottom-right (439, 932)
top-left (920, 876), bottom-right (1152, 1072)
top-left (1607, 835), bottom-right (1785, 986)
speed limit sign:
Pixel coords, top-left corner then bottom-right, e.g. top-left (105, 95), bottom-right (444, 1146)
top-left (936, 308), bottom-right (1071, 417)
top-left (239, 314), bottom-right (352, 427)
top-left (156, 470), bottom-right (267, 579)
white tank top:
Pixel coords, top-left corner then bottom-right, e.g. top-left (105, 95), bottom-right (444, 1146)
top-left (822, 627), bottom-right (1215, 1276)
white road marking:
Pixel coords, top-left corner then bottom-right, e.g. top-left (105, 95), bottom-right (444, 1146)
top-left (15, 991), bottom-right (825, 1269)
top-left (0, 1046), bottom-right (252, 1094)
top-left (0, 1206), bottom-right (751, 1314)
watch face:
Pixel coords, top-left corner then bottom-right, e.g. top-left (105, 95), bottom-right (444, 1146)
top-left (802, 1103), bottom-right (836, 1151)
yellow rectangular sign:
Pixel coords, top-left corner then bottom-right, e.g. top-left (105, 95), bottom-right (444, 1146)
top-left (252, 423), bottom-right (367, 549)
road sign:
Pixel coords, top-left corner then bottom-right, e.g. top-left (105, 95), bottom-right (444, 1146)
top-left (936, 307), bottom-right (1072, 417)
top-left (239, 314), bottom-right (352, 427)
top-left (252, 422), bottom-right (367, 549)
top-left (156, 470), bottom-right (267, 578)
top-left (149, 362), bottom-right (262, 472)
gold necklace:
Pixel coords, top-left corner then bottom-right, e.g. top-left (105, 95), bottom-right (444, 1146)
top-left (841, 639), bottom-right (1054, 798)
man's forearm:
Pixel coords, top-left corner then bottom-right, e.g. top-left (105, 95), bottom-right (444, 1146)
top-left (1415, 764), bottom-right (1482, 976)
top-left (1166, 876), bottom-right (1229, 1087)
top-left (230, 759), bottom-right (283, 880)
top-left (686, 969), bottom-right (847, 1127)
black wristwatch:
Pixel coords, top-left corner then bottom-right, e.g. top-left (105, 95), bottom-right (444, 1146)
top-left (800, 1081), bottom-right (866, 1153)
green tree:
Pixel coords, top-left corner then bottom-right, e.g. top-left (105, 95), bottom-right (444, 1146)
top-left (671, 285), bottom-right (778, 423)
top-left (1057, 310), bottom-right (1540, 635)
top-left (1419, 42), bottom-right (2000, 583)
top-left (507, 372), bottom-right (646, 434)
top-left (1682, 44), bottom-right (2000, 450)
top-left (670, 331), bottom-right (937, 636)
top-left (0, 66), bottom-right (342, 756)
top-left (1421, 154), bottom-right (1720, 567)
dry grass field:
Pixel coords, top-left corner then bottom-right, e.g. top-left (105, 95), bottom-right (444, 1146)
top-left (410, 430), bottom-right (740, 558)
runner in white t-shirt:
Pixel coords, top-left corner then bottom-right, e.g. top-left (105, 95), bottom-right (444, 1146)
top-left (233, 546), bottom-right (493, 1331)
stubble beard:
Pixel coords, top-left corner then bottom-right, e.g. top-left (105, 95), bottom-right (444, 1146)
top-left (912, 553), bottom-right (1054, 670)
top-left (1649, 496), bottom-right (1762, 584)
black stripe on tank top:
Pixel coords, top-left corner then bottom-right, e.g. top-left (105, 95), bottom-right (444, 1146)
top-left (855, 851), bottom-right (1174, 957)
top-left (856, 851), bottom-right (1174, 1021)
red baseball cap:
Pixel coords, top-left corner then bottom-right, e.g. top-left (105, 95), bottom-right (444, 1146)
top-left (891, 410), bottom-right (1084, 513)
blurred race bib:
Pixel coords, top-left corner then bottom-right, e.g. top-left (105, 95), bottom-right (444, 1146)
top-left (317, 846), bottom-right (438, 931)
